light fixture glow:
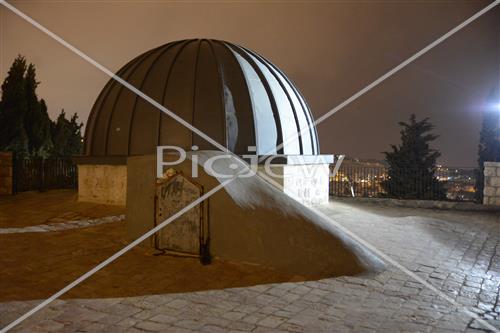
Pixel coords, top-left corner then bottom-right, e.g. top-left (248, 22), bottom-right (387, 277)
top-left (485, 102), bottom-right (500, 112)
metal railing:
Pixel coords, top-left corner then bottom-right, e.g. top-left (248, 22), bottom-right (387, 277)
top-left (330, 163), bottom-right (477, 202)
top-left (13, 158), bottom-right (78, 193)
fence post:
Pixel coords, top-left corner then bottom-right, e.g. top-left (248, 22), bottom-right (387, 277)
top-left (38, 159), bottom-right (46, 192)
top-left (73, 160), bottom-right (78, 190)
top-left (12, 152), bottom-right (17, 195)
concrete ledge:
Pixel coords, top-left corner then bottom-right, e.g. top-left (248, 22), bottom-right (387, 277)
top-left (332, 196), bottom-right (500, 212)
top-left (484, 161), bottom-right (500, 167)
top-left (73, 155), bottom-right (128, 165)
top-left (255, 154), bottom-right (334, 165)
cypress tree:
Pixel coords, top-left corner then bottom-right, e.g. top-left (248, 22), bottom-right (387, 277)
top-left (50, 110), bottom-right (83, 157)
top-left (24, 64), bottom-right (53, 157)
top-left (382, 114), bottom-right (446, 200)
top-left (38, 99), bottom-right (53, 157)
top-left (68, 113), bottom-right (83, 155)
top-left (0, 55), bottom-right (29, 157)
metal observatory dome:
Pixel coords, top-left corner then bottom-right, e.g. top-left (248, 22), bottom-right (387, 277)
top-left (84, 39), bottom-right (320, 160)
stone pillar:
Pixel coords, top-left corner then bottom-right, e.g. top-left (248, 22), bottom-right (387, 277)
top-left (483, 161), bottom-right (500, 206)
top-left (0, 152), bottom-right (13, 195)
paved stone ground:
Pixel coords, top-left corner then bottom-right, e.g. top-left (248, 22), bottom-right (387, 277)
top-left (1, 201), bottom-right (499, 333)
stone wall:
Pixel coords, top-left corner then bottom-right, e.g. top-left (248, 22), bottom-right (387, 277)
top-left (483, 161), bottom-right (500, 206)
top-left (257, 164), bottom-right (330, 206)
top-left (0, 152), bottom-right (13, 195)
top-left (78, 164), bottom-right (127, 206)
top-left (335, 197), bottom-right (499, 212)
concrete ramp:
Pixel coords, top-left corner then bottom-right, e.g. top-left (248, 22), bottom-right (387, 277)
top-left (127, 153), bottom-right (385, 278)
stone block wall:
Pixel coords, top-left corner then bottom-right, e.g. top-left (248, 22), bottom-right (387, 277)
top-left (0, 152), bottom-right (13, 195)
top-left (483, 161), bottom-right (500, 206)
top-left (78, 164), bottom-right (127, 206)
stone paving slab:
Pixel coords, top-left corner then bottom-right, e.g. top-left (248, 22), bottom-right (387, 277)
top-left (1, 201), bottom-right (499, 332)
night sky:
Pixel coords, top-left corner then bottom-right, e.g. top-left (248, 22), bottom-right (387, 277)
top-left (1, 0), bottom-right (499, 166)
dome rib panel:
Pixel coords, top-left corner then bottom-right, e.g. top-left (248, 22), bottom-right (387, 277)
top-left (161, 40), bottom-right (199, 149)
top-left (213, 40), bottom-right (256, 153)
top-left (226, 42), bottom-right (284, 155)
top-left (241, 46), bottom-right (304, 155)
top-left (157, 40), bottom-right (192, 147)
top-left (206, 40), bottom-right (227, 150)
top-left (258, 54), bottom-right (319, 154)
top-left (92, 52), bottom-right (151, 155)
top-left (190, 40), bottom-right (201, 148)
top-left (85, 44), bottom-right (165, 155)
top-left (84, 51), bottom-right (145, 155)
top-left (241, 46), bottom-right (302, 155)
top-left (192, 40), bottom-right (226, 150)
top-left (106, 43), bottom-right (175, 155)
top-left (127, 44), bottom-right (178, 155)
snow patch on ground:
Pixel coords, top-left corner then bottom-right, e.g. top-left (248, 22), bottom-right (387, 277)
top-left (0, 215), bottom-right (125, 234)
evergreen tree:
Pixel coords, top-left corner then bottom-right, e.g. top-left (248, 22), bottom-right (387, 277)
top-left (50, 109), bottom-right (83, 157)
top-left (382, 114), bottom-right (446, 200)
top-left (67, 112), bottom-right (83, 155)
top-left (0, 55), bottom-right (29, 157)
top-left (475, 86), bottom-right (500, 202)
top-left (24, 64), bottom-right (53, 157)
top-left (38, 99), bottom-right (54, 157)
top-left (1, 55), bottom-right (90, 159)
top-left (0, 56), bottom-right (56, 158)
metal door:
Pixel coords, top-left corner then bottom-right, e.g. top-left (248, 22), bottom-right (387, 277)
top-left (155, 172), bottom-right (206, 256)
